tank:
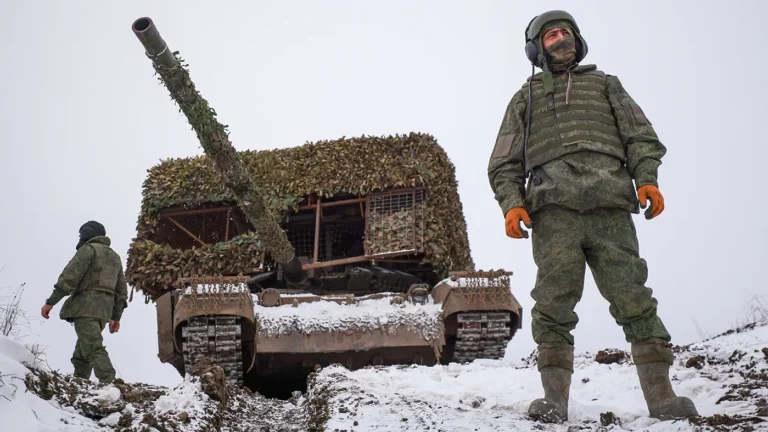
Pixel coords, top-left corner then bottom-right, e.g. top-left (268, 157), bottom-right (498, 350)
top-left (128, 17), bottom-right (523, 398)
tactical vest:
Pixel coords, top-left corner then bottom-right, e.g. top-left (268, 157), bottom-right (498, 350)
top-left (523, 65), bottom-right (626, 170)
top-left (77, 243), bottom-right (121, 295)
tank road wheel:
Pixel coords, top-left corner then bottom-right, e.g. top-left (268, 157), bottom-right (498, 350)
top-left (453, 311), bottom-right (513, 363)
top-left (181, 315), bottom-right (244, 386)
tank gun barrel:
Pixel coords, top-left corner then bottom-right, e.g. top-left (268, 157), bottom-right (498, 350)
top-left (131, 17), bottom-right (307, 287)
top-left (131, 18), bottom-right (177, 69)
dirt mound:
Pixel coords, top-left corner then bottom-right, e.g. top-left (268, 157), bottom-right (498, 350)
top-left (25, 367), bottom-right (217, 431)
top-left (23, 361), bottom-right (307, 431)
top-left (187, 357), bottom-right (229, 406)
top-left (689, 413), bottom-right (766, 430)
top-left (594, 349), bottom-right (629, 365)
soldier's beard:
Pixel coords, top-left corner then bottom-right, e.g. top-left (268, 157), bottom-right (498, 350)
top-left (545, 36), bottom-right (577, 70)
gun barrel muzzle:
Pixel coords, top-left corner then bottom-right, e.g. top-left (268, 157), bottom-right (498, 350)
top-left (132, 17), bottom-right (177, 69)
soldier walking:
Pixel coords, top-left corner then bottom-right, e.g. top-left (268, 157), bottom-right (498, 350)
top-left (41, 221), bottom-right (129, 384)
top-left (487, 10), bottom-right (699, 422)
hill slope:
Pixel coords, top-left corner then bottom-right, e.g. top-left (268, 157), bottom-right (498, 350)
top-left (1, 320), bottom-right (766, 431)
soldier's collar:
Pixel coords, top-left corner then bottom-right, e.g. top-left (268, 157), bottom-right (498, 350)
top-left (85, 235), bottom-right (111, 247)
top-left (527, 64), bottom-right (597, 82)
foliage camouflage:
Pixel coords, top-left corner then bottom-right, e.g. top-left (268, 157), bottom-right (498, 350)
top-left (365, 202), bottom-right (426, 255)
top-left (125, 133), bottom-right (475, 298)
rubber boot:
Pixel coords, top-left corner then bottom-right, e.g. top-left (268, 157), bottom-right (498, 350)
top-left (632, 338), bottom-right (699, 420)
top-left (527, 343), bottom-right (574, 423)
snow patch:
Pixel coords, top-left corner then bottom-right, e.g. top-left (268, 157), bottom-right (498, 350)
top-left (0, 336), bottom-right (106, 431)
top-left (100, 411), bottom-right (122, 427)
top-left (154, 377), bottom-right (208, 414)
top-left (88, 385), bottom-right (121, 405)
top-left (436, 274), bottom-right (513, 288)
top-left (0, 335), bottom-right (43, 370)
top-left (255, 296), bottom-right (444, 341)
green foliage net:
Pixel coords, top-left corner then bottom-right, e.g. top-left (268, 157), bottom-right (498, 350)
top-left (125, 133), bottom-right (475, 296)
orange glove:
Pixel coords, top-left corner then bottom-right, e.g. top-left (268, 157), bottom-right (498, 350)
top-left (41, 304), bottom-right (52, 319)
top-left (637, 185), bottom-right (665, 219)
top-left (505, 207), bottom-right (532, 239)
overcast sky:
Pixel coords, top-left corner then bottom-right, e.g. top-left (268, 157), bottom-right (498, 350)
top-left (1, 1), bottom-right (766, 388)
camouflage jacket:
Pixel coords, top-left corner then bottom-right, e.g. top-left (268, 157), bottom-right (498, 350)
top-left (487, 64), bottom-right (667, 216)
top-left (47, 236), bottom-right (129, 322)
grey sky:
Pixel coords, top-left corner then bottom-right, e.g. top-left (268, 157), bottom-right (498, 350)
top-left (1, 1), bottom-right (765, 388)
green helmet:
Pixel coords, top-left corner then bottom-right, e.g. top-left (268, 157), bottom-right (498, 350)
top-left (524, 10), bottom-right (588, 67)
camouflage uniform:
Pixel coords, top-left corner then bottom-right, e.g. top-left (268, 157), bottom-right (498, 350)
top-left (488, 65), bottom-right (672, 346)
top-left (46, 234), bottom-right (128, 383)
top-left (488, 10), bottom-right (698, 422)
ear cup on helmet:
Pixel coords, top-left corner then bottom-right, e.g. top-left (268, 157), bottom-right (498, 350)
top-left (524, 15), bottom-right (539, 65)
top-left (525, 40), bottom-right (538, 64)
top-left (524, 16), bottom-right (537, 42)
top-left (576, 35), bottom-right (588, 61)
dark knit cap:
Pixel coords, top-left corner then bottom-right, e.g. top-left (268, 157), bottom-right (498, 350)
top-left (76, 221), bottom-right (106, 249)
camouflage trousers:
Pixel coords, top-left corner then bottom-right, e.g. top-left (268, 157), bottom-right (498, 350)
top-left (71, 317), bottom-right (116, 383)
top-left (529, 206), bottom-right (671, 346)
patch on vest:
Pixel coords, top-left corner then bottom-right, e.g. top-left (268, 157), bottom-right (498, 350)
top-left (492, 133), bottom-right (515, 159)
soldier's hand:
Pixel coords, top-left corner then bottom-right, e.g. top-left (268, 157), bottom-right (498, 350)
top-left (109, 320), bottom-right (120, 333)
top-left (41, 304), bottom-right (52, 319)
top-left (637, 185), bottom-right (665, 219)
top-left (505, 207), bottom-right (532, 239)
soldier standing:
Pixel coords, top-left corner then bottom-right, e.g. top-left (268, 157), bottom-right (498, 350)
top-left (487, 10), bottom-right (699, 423)
top-left (41, 221), bottom-right (128, 384)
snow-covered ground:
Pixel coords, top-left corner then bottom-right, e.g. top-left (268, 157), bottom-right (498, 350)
top-left (0, 333), bottom-right (223, 431)
top-left (1, 320), bottom-right (766, 431)
top-left (315, 321), bottom-right (768, 431)
top-left (0, 336), bottom-right (110, 431)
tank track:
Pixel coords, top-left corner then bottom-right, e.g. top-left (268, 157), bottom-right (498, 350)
top-left (453, 311), bottom-right (512, 363)
top-left (181, 315), bottom-right (244, 386)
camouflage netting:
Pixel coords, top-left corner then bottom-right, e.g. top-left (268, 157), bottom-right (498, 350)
top-left (365, 200), bottom-right (427, 255)
top-left (126, 133), bottom-right (475, 298)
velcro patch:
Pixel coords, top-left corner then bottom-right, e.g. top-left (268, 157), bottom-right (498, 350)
top-left (492, 134), bottom-right (515, 159)
top-left (629, 101), bottom-right (650, 126)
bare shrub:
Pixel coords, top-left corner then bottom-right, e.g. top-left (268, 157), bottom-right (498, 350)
top-left (726, 294), bottom-right (768, 335)
top-left (24, 342), bottom-right (48, 367)
top-left (746, 295), bottom-right (768, 323)
top-left (0, 267), bottom-right (42, 343)
top-left (0, 272), bottom-right (48, 366)
top-left (0, 282), bottom-right (27, 339)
